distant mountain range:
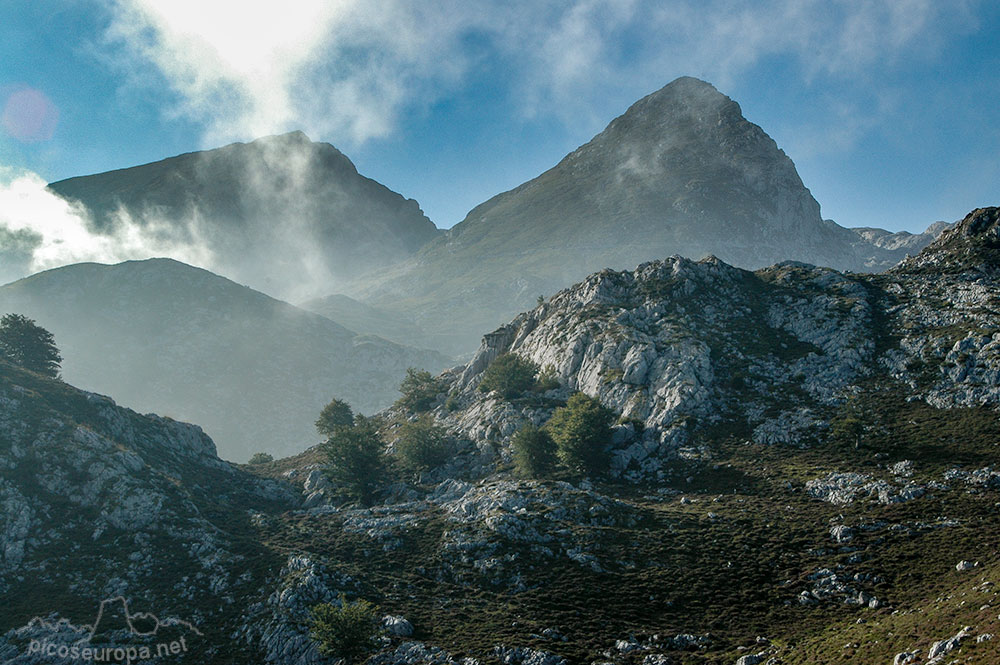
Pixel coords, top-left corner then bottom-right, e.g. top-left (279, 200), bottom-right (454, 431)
top-left (0, 258), bottom-right (449, 461)
top-left (48, 131), bottom-right (441, 302)
top-left (40, 77), bottom-right (950, 357)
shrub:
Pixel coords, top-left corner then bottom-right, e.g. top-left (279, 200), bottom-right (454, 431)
top-left (546, 392), bottom-right (614, 476)
top-left (394, 418), bottom-right (448, 475)
top-left (396, 368), bottom-right (445, 413)
top-left (247, 452), bottom-right (274, 465)
top-left (316, 398), bottom-right (354, 437)
top-left (322, 417), bottom-right (385, 505)
top-left (536, 365), bottom-right (561, 392)
top-left (309, 595), bottom-right (380, 664)
top-left (0, 313), bottom-right (61, 378)
top-left (478, 353), bottom-right (540, 399)
top-left (511, 424), bottom-right (557, 479)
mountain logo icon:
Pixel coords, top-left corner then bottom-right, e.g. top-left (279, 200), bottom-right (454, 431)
top-left (24, 597), bottom-right (203, 662)
top-left (25, 596), bottom-right (203, 640)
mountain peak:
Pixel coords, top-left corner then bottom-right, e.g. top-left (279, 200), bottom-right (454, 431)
top-left (893, 207), bottom-right (1000, 275)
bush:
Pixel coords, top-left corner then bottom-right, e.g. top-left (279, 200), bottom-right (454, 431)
top-left (247, 452), bottom-right (274, 465)
top-left (309, 595), bottom-right (380, 664)
top-left (322, 417), bottom-right (385, 505)
top-left (396, 368), bottom-right (445, 413)
top-left (536, 364), bottom-right (561, 392)
top-left (394, 418), bottom-right (448, 475)
top-left (316, 398), bottom-right (354, 438)
top-left (546, 393), bottom-right (614, 476)
top-left (0, 313), bottom-right (61, 378)
top-left (511, 424), bottom-right (557, 479)
top-left (478, 353), bottom-right (540, 399)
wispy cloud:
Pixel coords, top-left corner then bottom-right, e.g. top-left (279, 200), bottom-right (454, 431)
top-left (99, 0), bottom-right (982, 149)
top-left (0, 168), bottom-right (212, 286)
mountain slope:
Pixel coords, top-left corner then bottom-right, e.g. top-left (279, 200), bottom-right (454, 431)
top-left (344, 77), bottom-right (944, 354)
top-left (48, 131), bottom-right (441, 301)
top-left (433, 207), bottom-right (1000, 470)
top-left (0, 361), bottom-right (296, 662)
top-left (2, 210), bottom-right (999, 665)
top-left (0, 258), bottom-right (450, 461)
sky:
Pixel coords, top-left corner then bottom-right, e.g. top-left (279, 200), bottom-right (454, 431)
top-left (1, 0), bottom-right (998, 243)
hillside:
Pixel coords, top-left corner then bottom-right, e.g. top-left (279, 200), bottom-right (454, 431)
top-left (1, 209), bottom-right (998, 665)
top-left (0, 258), bottom-right (450, 461)
top-left (343, 77), bottom-right (944, 354)
top-left (48, 131), bottom-right (441, 301)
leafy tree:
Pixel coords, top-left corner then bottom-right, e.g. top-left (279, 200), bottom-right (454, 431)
top-left (511, 424), bottom-right (557, 479)
top-left (831, 395), bottom-right (866, 449)
top-left (396, 368), bottom-right (444, 413)
top-left (831, 414), bottom-right (864, 449)
top-left (394, 418), bottom-right (448, 475)
top-left (0, 313), bottom-right (61, 378)
top-left (321, 417), bottom-right (385, 505)
top-left (316, 398), bottom-right (354, 437)
top-left (546, 393), bottom-right (614, 476)
top-left (247, 452), bottom-right (274, 465)
top-left (478, 353), bottom-right (540, 399)
top-left (309, 595), bottom-right (380, 664)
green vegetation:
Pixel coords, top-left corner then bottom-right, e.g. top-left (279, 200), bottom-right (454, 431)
top-left (831, 396), bottom-right (865, 449)
top-left (536, 365), bottom-right (560, 392)
top-left (478, 353), bottom-right (540, 399)
top-left (309, 595), bottom-right (380, 664)
top-left (316, 398), bottom-right (355, 438)
top-left (247, 452), bottom-right (274, 465)
top-left (321, 417), bottom-right (385, 505)
top-left (0, 313), bottom-right (62, 378)
top-left (546, 392), bottom-right (614, 476)
top-left (396, 368), bottom-right (445, 413)
top-left (394, 417), bottom-right (449, 475)
top-left (511, 424), bottom-right (558, 478)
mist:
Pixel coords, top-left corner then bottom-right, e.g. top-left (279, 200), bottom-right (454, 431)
top-left (0, 168), bottom-right (215, 286)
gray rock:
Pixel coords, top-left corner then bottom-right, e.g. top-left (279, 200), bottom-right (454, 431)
top-left (382, 615), bottom-right (414, 637)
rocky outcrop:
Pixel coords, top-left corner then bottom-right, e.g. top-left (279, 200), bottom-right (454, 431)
top-left (0, 362), bottom-right (296, 660)
top-left (397, 207), bottom-right (1000, 483)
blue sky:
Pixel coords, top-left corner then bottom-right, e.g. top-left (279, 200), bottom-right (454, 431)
top-left (1, 0), bottom-right (998, 234)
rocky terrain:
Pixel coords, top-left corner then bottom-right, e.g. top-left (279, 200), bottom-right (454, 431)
top-left (0, 258), bottom-right (449, 461)
top-left (340, 77), bottom-right (947, 354)
top-left (47, 131), bottom-right (440, 302)
top-left (2, 209), bottom-right (999, 665)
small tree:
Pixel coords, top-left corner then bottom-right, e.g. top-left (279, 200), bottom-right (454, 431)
top-left (546, 393), bottom-right (614, 476)
top-left (478, 353), bottom-right (539, 399)
top-left (511, 424), bottom-right (557, 479)
top-left (831, 414), bottom-right (864, 449)
top-left (322, 417), bottom-right (385, 505)
top-left (247, 452), bottom-right (274, 465)
top-left (316, 398), bottom-right (354, 438)
top-left (309, 595), bottom-right (380, 664)
top-left (396, 368), bottom-right (444, 413)
top-left (0, 313), bottom-right (62, 378)
top-left (831, 395), bottom-right (865, 449)
top-left (394, 418), bottom-right (448, 476)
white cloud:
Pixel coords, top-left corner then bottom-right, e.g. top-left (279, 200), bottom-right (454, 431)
top-left (100, 0), bottom-right (982, 149)
top-left (0, 168), bottom-right (213, 285)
